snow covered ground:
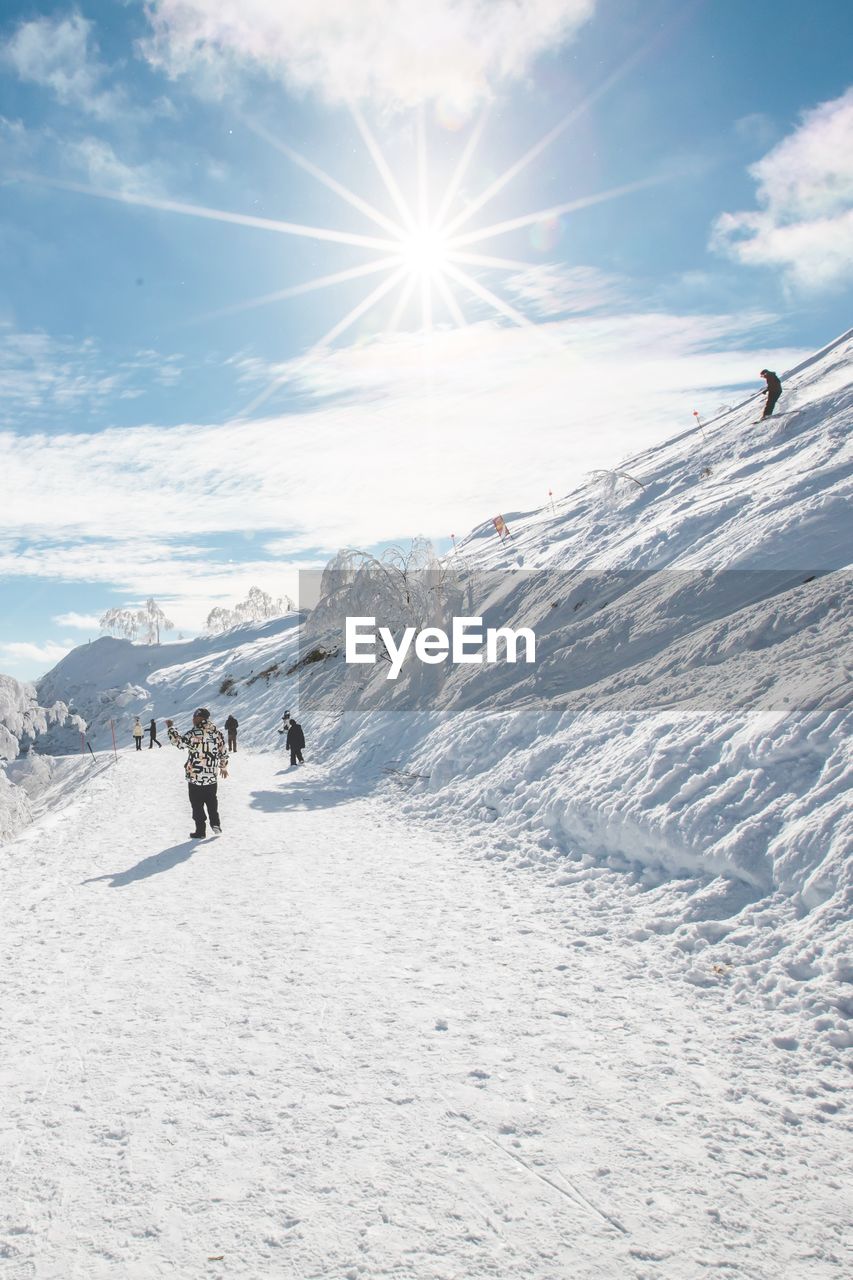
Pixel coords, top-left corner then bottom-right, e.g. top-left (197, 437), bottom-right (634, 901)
top-left (2, 745), bottom-right (850, 1278)
top-left (1, 328), bottom-right (850, 1276)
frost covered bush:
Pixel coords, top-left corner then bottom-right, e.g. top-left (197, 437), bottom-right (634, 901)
top-left (306, 538), bottom-right (464, 652)
top-left (206, 587), bottom-right (295, 634)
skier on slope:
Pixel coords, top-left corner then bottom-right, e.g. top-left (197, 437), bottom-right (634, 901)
top-left (224, 713), bottom-right (239, 753)
top-left (759, 369), bottom-right (783, 419)
top-left (132, 717), bottom-right (144, 751)
top-left (166, 708), bottom-right (229, 839)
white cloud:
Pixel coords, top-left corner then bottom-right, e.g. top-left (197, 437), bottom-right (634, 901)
top-left (51, 612), bottom-right (102, 630)
top-left (0, 640), bottom-right (71, 666)
top-left (143, 0), bottom-right (596, 113)
top-left (1, 13), bottom-right (123, 121)
top-left (712, 87), bottom-right (853, 290)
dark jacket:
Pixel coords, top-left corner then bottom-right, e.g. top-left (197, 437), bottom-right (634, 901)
top-left (224, 716), bottom-right (238, 731)
top-left (149, 720), bottom-right (158, 736)
top-left (762, 370), bottom-right (782, 396)
top-left (286, 721), bottom-right (305, 751)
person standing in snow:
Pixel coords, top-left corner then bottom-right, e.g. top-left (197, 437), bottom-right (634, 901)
top-left (132, 718), bottom-right (144, 751)
top-left (224, 713), bottom-right (239, 753)
top-left (759, 369), bottom-right (782, 419)
top-left (286, 717), bottom-right (305, 767)
top-left (148, 718), bottom-right (162, 749)
top-left (166, 708), bottom-right (229, 839)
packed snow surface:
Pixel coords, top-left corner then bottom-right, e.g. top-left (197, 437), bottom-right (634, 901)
top-left (1, 748), bottom-right (850, 1278)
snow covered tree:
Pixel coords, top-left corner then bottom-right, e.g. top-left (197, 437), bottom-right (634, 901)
top-left (205, 606), bottom-right (235, 634)
top-left (100, 599), bottom-right (174, 645)
top-left (138, 598), bottom-right (174, 645)
top-left (205, 587), bottom-right (295, 634)
top-left (307, 538), bottom-right (460, 652)
top-left (99, 607), bottom-right (141, 641)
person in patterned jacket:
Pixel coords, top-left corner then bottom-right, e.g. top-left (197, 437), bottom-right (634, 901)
top-left (166, 707), bottom-right (229, 839)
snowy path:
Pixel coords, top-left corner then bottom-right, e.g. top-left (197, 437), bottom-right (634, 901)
top-left (1, 748), bottom-right (849, 1279)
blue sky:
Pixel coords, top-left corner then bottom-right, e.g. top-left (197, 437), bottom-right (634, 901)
top-left (1, 0), bottom-right (851, 678)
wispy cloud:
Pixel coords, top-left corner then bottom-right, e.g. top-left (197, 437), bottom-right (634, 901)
top-left (143, 0), bottom-right (596, 114)
top-left (712, 86), bottom-right (853, 290)
top-left (506, 264), bottom-right (627, 316)
top-left (1, 13), bottom-right (124, 121)
top-left (0, 327), bottom-right (183, 424)
top-left (62, 137), bottom-right (164, 198)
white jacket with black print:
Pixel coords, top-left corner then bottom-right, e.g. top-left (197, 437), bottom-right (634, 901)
top-left (168, 720), bottom-right (228, 784)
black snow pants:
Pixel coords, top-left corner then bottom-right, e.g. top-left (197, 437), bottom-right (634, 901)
top-left (149, 733), bottom-right (161, 749)
top-left (189, 782), bottom-right (220, 832)
top-left (227, 733), bottom-right (237, 752)
top-left (134, 737), bottom-right (142, 751)
top-left (290, 747), bottom-right (304, 766)
top-left (761, 389), bottom-right (781, 419)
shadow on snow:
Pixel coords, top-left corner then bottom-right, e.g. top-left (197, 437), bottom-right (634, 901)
top-left (82, 841), bottom-right (199, 888)
top-left (250, 770), bottom-right (363, 813)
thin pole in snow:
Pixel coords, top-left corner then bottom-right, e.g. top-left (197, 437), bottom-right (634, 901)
top-left (693, 409), bottom-right (707, 441)
top-left (450, 534), bottom-right (459, 556)
top-left (548, 488), bottom-right (556, 515)
top-left (109, 718), bottom-right (118, 764)
top-left (80, 731), bottom-right (85, 755)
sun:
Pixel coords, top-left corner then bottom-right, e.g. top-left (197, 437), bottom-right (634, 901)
top-left (26, 100), bottom-right (657, 414)
top-left (398, 225), bottom-right (451, 277)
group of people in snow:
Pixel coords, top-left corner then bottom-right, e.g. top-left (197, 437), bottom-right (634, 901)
top-left (131, 708), bottom-right (306, 839)
top-left (132, 718), bottom-right (164, 749)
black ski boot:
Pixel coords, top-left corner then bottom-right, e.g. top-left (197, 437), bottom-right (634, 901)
top-left (190, 829), bottom-right (206, 839)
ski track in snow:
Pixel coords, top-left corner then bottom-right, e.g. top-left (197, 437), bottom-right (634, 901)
top-left (1, 747), bottom-right (850, 1279)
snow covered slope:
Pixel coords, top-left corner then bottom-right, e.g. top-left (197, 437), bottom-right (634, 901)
top-left (461, 325), bottom-right (851, 572)
top-left (33, 328), bottom-right (852, 1040)
top-left (36, 615), bottom-right (304, 751)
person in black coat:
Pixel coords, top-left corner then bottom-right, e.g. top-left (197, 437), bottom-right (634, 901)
top-left (224, 714), bottom-right (239, 753)
top-left (149, 718), bottom-right (162, 748)
top-left (759, 369), bottom-right (782, 419)
top-left (286, 718), bottom-right (305, 766)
